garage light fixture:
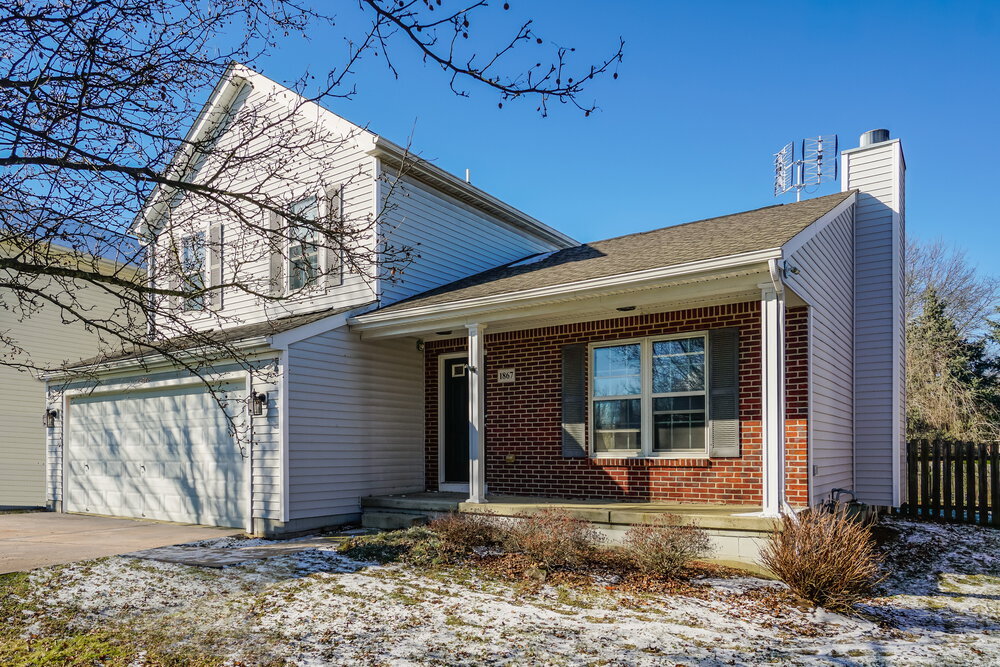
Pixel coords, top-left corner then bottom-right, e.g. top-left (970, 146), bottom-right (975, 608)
top-left (252, 392), bottom-right (268, 417)
top-left (43, 408), bottom-right (59, 429)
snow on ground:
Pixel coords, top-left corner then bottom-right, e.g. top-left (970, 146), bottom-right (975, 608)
top-left (12, 518), bottom-right (1000, 665)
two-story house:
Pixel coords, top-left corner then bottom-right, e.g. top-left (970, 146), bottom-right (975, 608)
top-left (45, 65), bottom-right (905, 560)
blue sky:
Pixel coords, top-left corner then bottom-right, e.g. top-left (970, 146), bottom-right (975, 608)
top-left (252, 1), bottom-right (999, 272)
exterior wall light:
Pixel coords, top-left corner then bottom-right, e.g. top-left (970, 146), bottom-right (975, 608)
top-left (252, 392), bottom-right (268, 417)
top-left (44, 409), bottom-right (59, 429)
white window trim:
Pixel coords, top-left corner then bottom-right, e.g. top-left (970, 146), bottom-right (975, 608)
top-left (284, 186), bottom-right (344, 293)
top-left (286, 193), bottom-right (322, 292)
top-left (588, 331), bottom-right (710, 460)
top-left (179, 231), bottom-right (207, 312)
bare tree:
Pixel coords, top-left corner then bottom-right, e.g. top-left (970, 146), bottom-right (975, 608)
top-left (905, 237), bottom-right (1000, 337)
top-left (0, 0), bottom-right (624, 384)
top-left (906, 287), bottom-right (1000, 442)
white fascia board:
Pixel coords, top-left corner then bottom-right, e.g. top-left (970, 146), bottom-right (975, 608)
top-left (350, 248), bottom-right (782, 334)
top-left (367, 138), bottom-right (577, 249)
top-left (780, 193), bottom-right (857, 259)
top-left (267, 305), bottom-right (373, 349)
top-left (41, 336), bottom-right (271, 381)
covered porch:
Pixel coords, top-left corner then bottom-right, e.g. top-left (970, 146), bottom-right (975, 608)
top-left (350, 242), bottom-right (813, 519)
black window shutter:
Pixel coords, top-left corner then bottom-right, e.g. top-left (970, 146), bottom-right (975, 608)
top-left (709, 327), bottom-right (740, 458)
top-left (561, 343), bottom-right (588, 458)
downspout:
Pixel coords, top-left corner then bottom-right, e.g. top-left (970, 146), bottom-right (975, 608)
top-left (767, 258), bottom-right (785, 300)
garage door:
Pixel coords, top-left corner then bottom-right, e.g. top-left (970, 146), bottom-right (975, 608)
top-left (65, 382), bottom-right (248, 528)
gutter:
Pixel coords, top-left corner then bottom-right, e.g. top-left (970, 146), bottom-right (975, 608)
top-left (767, 257), bottom-right (785, 297)
top-left (350, 247), bottom-right (782, 332)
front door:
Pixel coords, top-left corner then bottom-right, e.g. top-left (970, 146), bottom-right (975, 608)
top-left (441, 356), bottom-right (470, 489)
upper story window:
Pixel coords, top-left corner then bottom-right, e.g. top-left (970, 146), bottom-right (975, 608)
top-left (180, 232), bottom-right (206, 311)
top-left (591, 334), bottom-right (707, 457)
top-left (287, 195), bottom-right (320, 291)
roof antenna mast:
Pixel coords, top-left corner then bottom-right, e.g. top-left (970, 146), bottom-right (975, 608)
top-left (773, 135), bottom-right (838, 201)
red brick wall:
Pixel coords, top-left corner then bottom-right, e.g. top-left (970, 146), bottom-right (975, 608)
top-left (424, 302), bottom-right (809, 507)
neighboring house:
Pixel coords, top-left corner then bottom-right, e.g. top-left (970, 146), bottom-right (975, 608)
top-left (44, 64), bottom-right (905, 542)
top-left (1, 242), bottom-right (141, 508)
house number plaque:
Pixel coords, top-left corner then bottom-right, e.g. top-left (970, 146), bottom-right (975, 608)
top-left (497, 368), bottom-right (516, 383)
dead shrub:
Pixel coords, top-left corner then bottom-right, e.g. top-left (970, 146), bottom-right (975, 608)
top-left (622, 517), bottom-right (712, 577)
top-left (428, 512), bottom-right (501, 555)
top-left (506, 508), bottom-right (604, 569)
top-left (761, 507), bottom-right (884, 612)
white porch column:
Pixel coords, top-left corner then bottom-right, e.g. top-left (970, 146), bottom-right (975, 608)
top-left (466, 323), bottom-right (487, 503)
top-left (760, 283), bottom-right (786, 516)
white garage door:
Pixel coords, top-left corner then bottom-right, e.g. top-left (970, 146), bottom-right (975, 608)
top-left (65, 382), bottom-right (248, 528)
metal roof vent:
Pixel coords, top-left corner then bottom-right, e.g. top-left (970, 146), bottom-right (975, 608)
top-left (860, 129), bottom-right (890, 147)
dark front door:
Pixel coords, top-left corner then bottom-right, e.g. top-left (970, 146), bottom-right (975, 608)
top-left (443, 357), bottom-right (470, 485)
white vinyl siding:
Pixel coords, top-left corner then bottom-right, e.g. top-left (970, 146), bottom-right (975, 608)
top-left (785, 205), bottom-right (856, 505)
top-left (249, 361), bottom-right (282, 520)
top-left (149, 71), bottom-right (379, 334)
top-left (285, 324), bottom-right (424, 521)
top-left (377, 175), bottom-right (559, 304)
top-left (844, 140), bottom-right (906, 507)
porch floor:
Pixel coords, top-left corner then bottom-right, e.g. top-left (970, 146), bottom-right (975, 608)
top-left (361, 492), bottom-right (776, 532)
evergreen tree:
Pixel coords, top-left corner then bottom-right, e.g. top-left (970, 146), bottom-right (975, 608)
top-left (906, 288), bottom-right (999, 440)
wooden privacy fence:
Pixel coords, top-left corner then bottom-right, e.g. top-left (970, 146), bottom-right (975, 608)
top-left (902, 440), bottom-right (1000, 526)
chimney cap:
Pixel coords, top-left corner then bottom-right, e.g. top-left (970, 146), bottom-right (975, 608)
top-left (860, 129), bottom-right (891, 147)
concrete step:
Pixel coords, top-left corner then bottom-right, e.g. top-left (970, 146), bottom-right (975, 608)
top-left (361, 511), bottom-right (430, 531)
top-left (361, 494), bottom-right (462, 512)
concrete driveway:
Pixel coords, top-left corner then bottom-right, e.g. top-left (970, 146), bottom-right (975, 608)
top-left (0, 512), bottom-right (244, 574)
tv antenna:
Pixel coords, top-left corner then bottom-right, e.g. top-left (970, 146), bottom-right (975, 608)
top-left (773, 135), bottom-right (838, 201)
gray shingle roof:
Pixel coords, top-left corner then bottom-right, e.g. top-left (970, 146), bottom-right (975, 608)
top-left (68, 304), bottom-right (363, 369)
top-left (373, 191), bottom-right (854, 314)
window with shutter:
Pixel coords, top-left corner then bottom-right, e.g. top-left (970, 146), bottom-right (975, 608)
top-left (561, 344), bottom-right (587, 458)
top-left (708, 327), bottom-right (740, 457)
top-left (579, 328), bottom-right (740, 458)
top-left (287, 195), bottom-right (320, 290)
top-left (179, 232), bottom-right (206, 311)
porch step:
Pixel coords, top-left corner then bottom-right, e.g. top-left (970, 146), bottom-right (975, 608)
top-left (361, 493), bottom-right (462, 513)
top-left (361, 511), bottom-right (430, 531)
